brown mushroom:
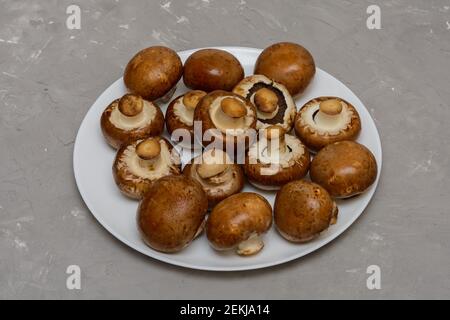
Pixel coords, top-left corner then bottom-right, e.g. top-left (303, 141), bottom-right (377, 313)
top-left (101, 94), bottom-right (165, 149)
top-left (183, 49), bottom-right (244, 92)
top-left (183, 149), bottom-right (244, 207)
top-left (274, 180), bottom-right (338, 243)
top-left (310, 141), bottom-right (378, 198)
top-left (233, 75), bottom-right (297, 131)
top-left (137, 175), bottom-right (208, 253)
top-left (113, 137), bottom-right (181, 199)
top-left (124, 46), bottom-right (183, 102)
top-left (254, 42), bottom-right (316, 96)
top-left (194, 90), bottom-right (257, 152)
top-left (245, 125), bottom-right (310, 190)
top-left (206, 193), bottom-right (273, 256)
top-left (294, 97), bottom-right (361, 152)
top-left (165, 90), bottom-right (207, 146)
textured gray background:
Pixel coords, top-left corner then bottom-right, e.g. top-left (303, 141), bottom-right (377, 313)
top-left (0, 0), bottom-right (449, 300)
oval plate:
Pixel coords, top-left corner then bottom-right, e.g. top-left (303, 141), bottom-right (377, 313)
top-left (73, 47), bottom-right (382, 271)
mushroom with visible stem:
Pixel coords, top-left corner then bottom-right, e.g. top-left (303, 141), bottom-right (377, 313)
top-left (138, 175), bottom-right (208, 253)
top-left (194, 90), bottom-right (257, 153)
top-left (183, 148), bottom-right (244, 207)
top-left (294, 97), bottom-right (361, 152)
top-left (206, 193), bottom-right (273, 256)
top-left (166, 90), bottom-right (207, 147)
top-left (310, 141), bottom-right (378, 198)
top-left (100, 94), bottom-right (165, 149)
top-left (233, 75), bottom-right (297, 131)
top-left (113, 137), bottom-right (181, 200)
top-left (244, 125), bottom-right (310, 190)
top-left (275, 180), bottom-right (338, 243)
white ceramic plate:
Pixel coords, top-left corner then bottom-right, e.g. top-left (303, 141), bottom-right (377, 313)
top-left (73, 47), bottom-right (382, 271)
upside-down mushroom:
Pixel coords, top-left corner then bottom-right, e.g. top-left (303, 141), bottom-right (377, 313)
top-left (233, 75), bottom-right (297, 131)
top-left (295, 97), bottom-right (361, 152)
top-left (101, 94), bottom-right (165, 149)
top-left (245, 125), bottom-right (310, 190)
top-left (113, 137), bottom-right (181, 199)
top-left (183, 148), bottom-right (244, 207)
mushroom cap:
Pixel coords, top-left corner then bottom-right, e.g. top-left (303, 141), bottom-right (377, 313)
top-left (137, 175), bottom-right (208, 253)
top-left (244, 133), bottom-right (310, 190)
top-left (183, 150), bottom-right (245, 207)
top-left (193, 90), bottom-right (257, 150)
top-left (233, 75), bottom-right (297, 131)
top-left (124, 46), bottom-right (183, 101)
top-left (206, 193), bottom-right (273, 252)
top-left (165, 91), bottom-right (206, 144)
top-left (101, 96), bottom-right (165, 149)
top-left (310, 141), bottom-right (378, 198)
top-left (294, 97), bottom-right (361, 152)
top-left (183, 49), bottom-right (244, 92)
top-left (254, 42), bottom-right (316, 96)
top-left (274, 180), bottom-right (338, 242)
top-left (112, 137), bottom-right (181, 199)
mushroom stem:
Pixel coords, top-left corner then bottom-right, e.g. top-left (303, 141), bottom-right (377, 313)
top-left (136, 138), bottom-right (161, 161)
top-left (236, 233), bottom-right (264, 256)
top-left (220, 98), bottom-right (247, 119)
top-left (319, 99), bottom-right (342, 116)
top-left (197, 149), bottom-right (230, 179)
top-left (254, 88), bottom-right (278, 113)
top-left (183, 90), bottom-right (207, 111)
top-left (118, 94), bottom-right (144, 117)
top-left (265, 125), bottom-right (287, 157)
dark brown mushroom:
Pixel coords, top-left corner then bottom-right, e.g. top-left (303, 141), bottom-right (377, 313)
top-left (274, 180), bottom-right (338, 242)
top-left (183, 49), bottom-right (244, 92)
top-left (310, 141), bottom-right (378, 198)
top-left (206, 193), bottom-right (273, 256)
top-left (137, 175), bottom-right (208, 253)
top-left (124, 46), bottom-right (183, 102)
top-left (254, 42), bottom-right (316, 96)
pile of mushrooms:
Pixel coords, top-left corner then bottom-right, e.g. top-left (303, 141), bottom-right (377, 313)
top-left (96, 43), bottom-right (379, 257)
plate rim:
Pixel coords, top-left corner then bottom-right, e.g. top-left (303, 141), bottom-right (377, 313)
top-left (73, 46), bottom-right (383, 272)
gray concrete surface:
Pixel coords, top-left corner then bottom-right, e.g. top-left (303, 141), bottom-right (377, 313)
top-left (0, 0), bottom-right (449, 300)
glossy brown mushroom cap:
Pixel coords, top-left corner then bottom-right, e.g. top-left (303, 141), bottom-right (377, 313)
top-left (254, 42), bottom-right (315, 96)
top-left (124, 46), bottom-right (183, 101)
top-left (274, 180), bottom-right (338, 242)
top-left (183, 49), bottom-right (244, 92)
top-left (137, 175), bottom-right (208, 253)
top-left (206, 193), bottom-right (272, 255)
top-left (310, 141), bottom-right (378, 198)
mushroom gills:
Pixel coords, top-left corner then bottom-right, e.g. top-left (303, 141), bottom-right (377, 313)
top-left (209, 97), bottom-right (252, 133)
top-left (307, 101), bottom-right (352, 134)
top-left (236, 233), bottom-right (264, 256)
top-left (247, 83), bottom-right (287, 125)
top-left (110, 101), bottom-right (156, 130)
